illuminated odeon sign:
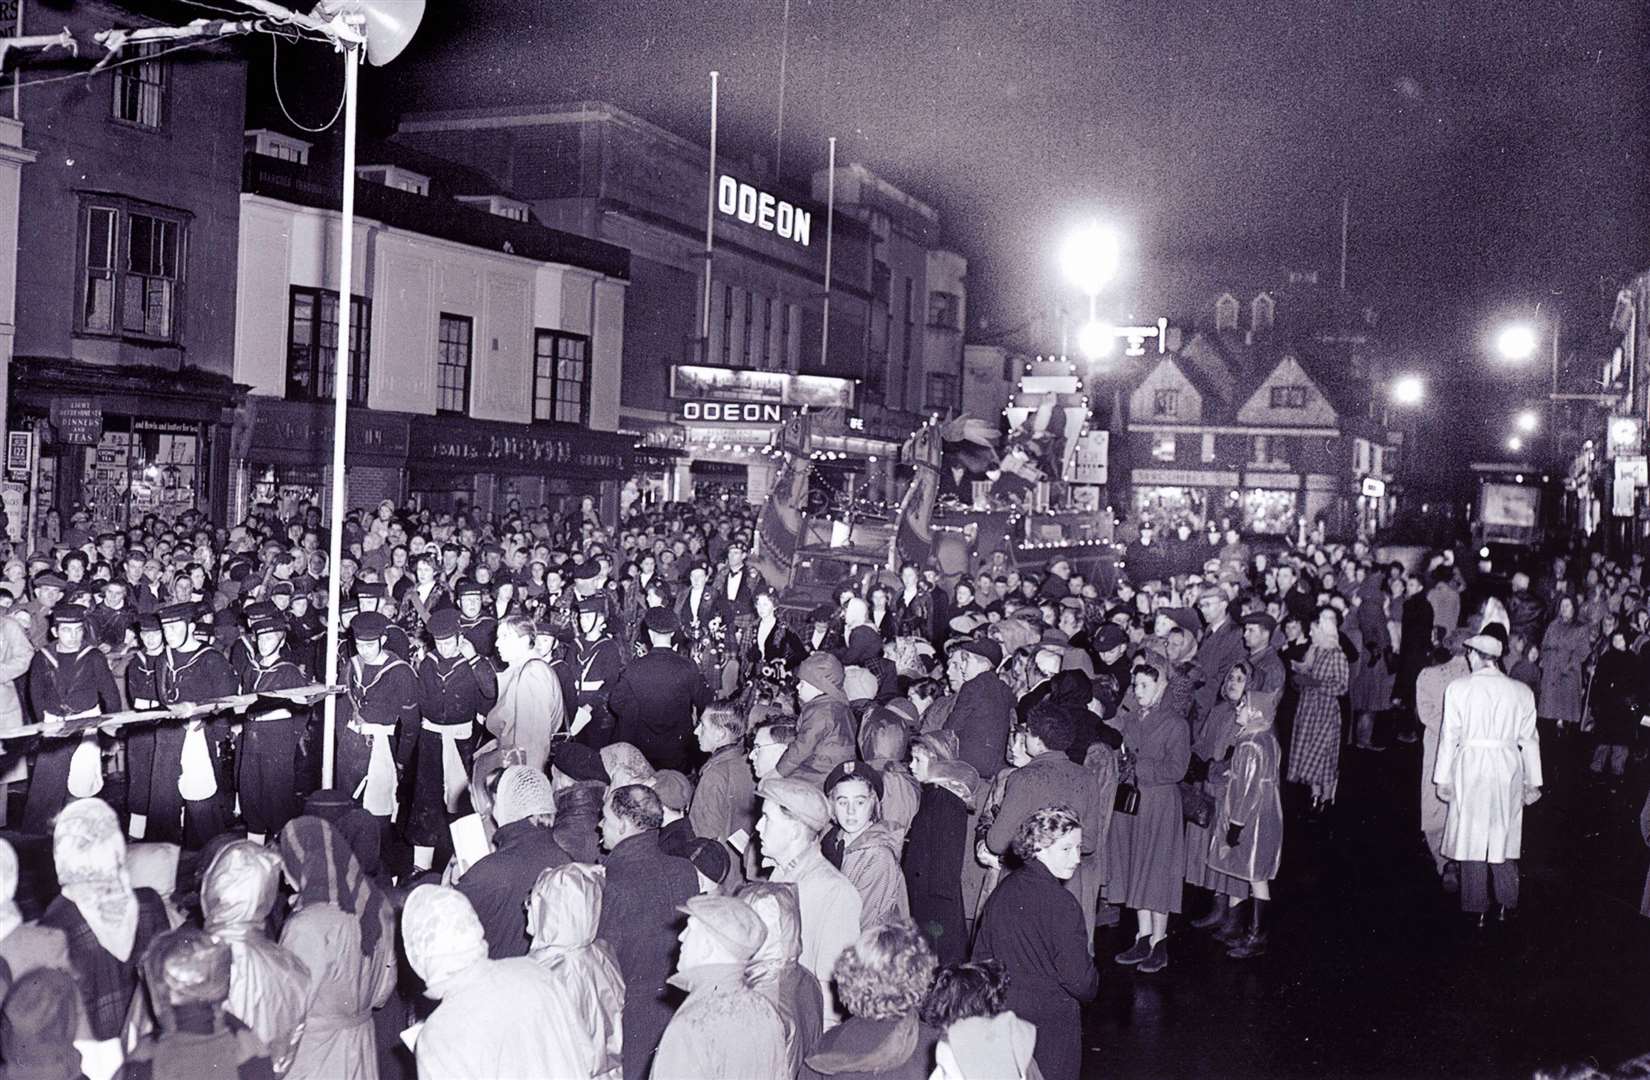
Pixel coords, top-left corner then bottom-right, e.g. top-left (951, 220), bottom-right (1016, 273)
top-left (681, 400), bottom-right (786, 423)
top-left (717, 176), bottom-right (812, 246)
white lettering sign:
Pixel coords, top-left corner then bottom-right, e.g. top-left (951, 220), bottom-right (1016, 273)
top-left (716, 175), bottom-right (811, 246)
top-left (681, 401), bottom-right (785, 424)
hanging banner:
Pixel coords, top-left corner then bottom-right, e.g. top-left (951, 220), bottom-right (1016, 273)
top-left (890, 422), bottom-right (942, 570)
top-left (750, 412), bottom-right (814, 590)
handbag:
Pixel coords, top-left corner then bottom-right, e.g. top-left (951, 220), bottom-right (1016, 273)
top-left (1113, 750), bottom-right (1140, 816)
top-left (1178, 782), bottom-right (1215, 828)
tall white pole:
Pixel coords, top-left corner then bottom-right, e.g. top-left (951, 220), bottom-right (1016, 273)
top-left (701, 71), bottom-right (719, 342)
top-left (320, 41), bottom-right (360, 791)
top-left (775, 0), bottom-right (789, 175)
top-left (1339, 192), bottom-right (1349, 292)
top-left (821, 135), bottom-right (835, 369)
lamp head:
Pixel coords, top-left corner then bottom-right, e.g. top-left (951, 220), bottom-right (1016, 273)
top-left (313, 0), bottom-right (424, 65)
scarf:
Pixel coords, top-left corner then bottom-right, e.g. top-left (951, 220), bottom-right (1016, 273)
top-left (53, 798), bottom-right (139, 962)
top-left (278, 816), bottom-right (392, 959)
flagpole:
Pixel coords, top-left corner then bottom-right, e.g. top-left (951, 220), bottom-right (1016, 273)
top-left (701, 71), bottom-right (719, 343)
top-left (820, 135), bottom-right (835, 368)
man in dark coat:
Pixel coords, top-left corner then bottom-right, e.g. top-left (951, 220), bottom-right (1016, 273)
top-left (608, 608), bottom-right (712, 772)
top-left (457, 765), bottom-right (569, 958)
top-left (1193, 586), bottom-right (1246, 720)
top-left (597, 784), bottom-right (700, 1080)
top-left (942, 638), bottom-right (1016, 778)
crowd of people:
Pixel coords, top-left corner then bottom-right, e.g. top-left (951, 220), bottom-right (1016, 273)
top-left (0, 493), bottom-right (1639, 1078)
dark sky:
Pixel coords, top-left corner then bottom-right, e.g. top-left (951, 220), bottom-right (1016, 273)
top-left (252, 0), bottom-right (1650, 374)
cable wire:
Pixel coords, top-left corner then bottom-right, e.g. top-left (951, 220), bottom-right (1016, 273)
top-left (5, 35), bottom-right (239, 92)
top-left (270, 33), bottom-right (346, 133)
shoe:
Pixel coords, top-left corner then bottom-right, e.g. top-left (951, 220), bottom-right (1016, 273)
top-left (1496, 905), bottom-right (1517, 925)
top-left (1138, 938), bottom-right (1169, 973)
top-left (1114, 935), bottom-right (1152, 965)
top-left (1212, 902), bottom-right (1247, 945)
top-left (1470, 912), bottom-right (1489, 930)
top-left (1190, 901), bottom-right (1227, 930)
top-left (1227, 931), bottom-right (1268, 959)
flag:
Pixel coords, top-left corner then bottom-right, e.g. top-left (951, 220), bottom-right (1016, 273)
top-left (751, 412), bottom-right (814, 590)
top-left (891, 422), bottom-right (943, 570)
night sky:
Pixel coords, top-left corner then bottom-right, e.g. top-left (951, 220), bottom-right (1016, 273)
top-left (242, 0), bottom-right (1650, 453)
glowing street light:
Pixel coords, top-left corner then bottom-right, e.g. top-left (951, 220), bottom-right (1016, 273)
top-left (1391, 375), bottom-right (1425, 406)
top-left (1060, 223), bottom-right (1122, 299)
top-left (1077, 320), bottom-right (1114, 360)
top-left (1496, 323), bottom-right (1539, 363)
top-left (1507, 435), bottom-right (1524, 453)
top-left (1514, 410), bottom-right (1539, 434)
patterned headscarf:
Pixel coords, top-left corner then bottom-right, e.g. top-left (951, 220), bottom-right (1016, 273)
top-left (402, 885), bottom-right (486, 995)
top-left (278, 816), bottom-right (392, 959)
top-left (52, 798), bottom-right (138, 962)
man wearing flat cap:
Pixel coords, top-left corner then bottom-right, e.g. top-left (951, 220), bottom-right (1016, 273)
top-left (1434, 622), bottom-right (1542, 926)
top-left (608, 606), bottom-right (713, 772)
top-left (941, 637), bottom-right (1017, 778)
top-left (1194, 586), bottom-right (1245, 721)
top-left (757, 776), bottom-right (861, 1027)
top-left (651, 895), bottom-right (787, 1080)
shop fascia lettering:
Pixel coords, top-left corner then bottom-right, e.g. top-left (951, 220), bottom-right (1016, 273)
top-left (717, 176), bottom-right (812, 246)
top-left (431, 433), bottom-right (623, 470)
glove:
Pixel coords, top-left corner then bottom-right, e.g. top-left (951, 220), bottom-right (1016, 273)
top-left (1225, 823), bottom-right (1244, 848)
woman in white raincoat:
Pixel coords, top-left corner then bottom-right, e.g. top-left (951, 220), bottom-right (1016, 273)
top-left (526, 862), bottom-right (625, 1080)
top-left (1432, 626), bottom-right (1543, 921)
top-left (201, 840), bottom-right (316, 1075)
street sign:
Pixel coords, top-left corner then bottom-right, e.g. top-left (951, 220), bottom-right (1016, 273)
top-left (50, 398), bottom-right (102, 445)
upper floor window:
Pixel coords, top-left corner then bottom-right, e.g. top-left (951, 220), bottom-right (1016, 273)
top-left (928, 291), bottom-right (961, 330)
top-left (1269, 385), bottom-right (1308, 408)
top-left (81, 199), bottom-right (186, 342)
top-left (1151, 433), bottom-right (1176, 462)
top-left (112, 43), bottom-right (166, 128)
top-left (1251, 292), bottom-right (1276, 331)
top-left (1215, 293), bottom-right (1239, 331)
top-left (287, 287), bottom-right (370, 404)
top-left (926, 372), bottom-right (959, 412)
top-left (455, 195), bottom-right (530, 222)
top-left (355, 165), bottom-right (430, 196)
top-left (1152, 389), bottom-right (1180, 417)
top-left (533, 330), bottom-right (589, 425)
top-left (246, 129), bottom-right (311, 164)
top-left (436, 314), bottom-right (472, 415)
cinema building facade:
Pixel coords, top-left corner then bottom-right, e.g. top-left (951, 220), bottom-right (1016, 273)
top-left (394, 101), bottom-right (890, 503)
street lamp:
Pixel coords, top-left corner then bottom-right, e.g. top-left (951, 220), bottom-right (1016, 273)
top-left (1515, 410), bottom-right (1539, 434)
top-left (1496, 324), bottom-right (1539, 363)
top-left (1060, 223), bottom-right (1122, 300)
top-left (1507, 435), bottom-right (1524, 453)
top-left (1391, 375), bottom-right (1425, 406)
top-left (1077, 319), bottom-right (1114, 360)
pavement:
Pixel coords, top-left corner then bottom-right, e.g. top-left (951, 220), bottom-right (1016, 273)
top-left (1083, 725), bottom-right (1650, 1078)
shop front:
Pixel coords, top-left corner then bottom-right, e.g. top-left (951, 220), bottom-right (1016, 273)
top-left (237, 397), bottom-right (411, 520)
top-left (11, 358), bottom-right (246, 536)
top-left (1129, 468), bottom-right (1240, 533)
top-left (407, 415), bottom-right (635, 520)
top-left (1239, 470), bottom-right (1302, 536)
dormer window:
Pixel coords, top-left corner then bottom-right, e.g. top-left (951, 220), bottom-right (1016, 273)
top-left (356, 165), bottom-right (430, 196)
top-left (1152, 389), bottom-right (1180, 417)
top-left (1269, 385), bottom-right (1307, 409)
top-left (455, 195), bottom-right (531, 223)
top-left (1215, 293), bottom-right (1239, 331)
top-left (1251, 292), bottom-right (1275, 331)
top-left (246, 129), bottom-right (311, 164)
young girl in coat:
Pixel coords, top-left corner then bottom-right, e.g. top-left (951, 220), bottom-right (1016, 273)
top-left (1207, 671), bottom-right (1284, 959)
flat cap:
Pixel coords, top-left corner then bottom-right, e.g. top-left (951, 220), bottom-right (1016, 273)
top-left (758, 776), bottom-right (831, 833)
top-left (678, 895), bottom-right (767, 962)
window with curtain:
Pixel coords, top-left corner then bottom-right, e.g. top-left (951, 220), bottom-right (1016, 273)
top-left (532, 330), bottom-right (590, 425)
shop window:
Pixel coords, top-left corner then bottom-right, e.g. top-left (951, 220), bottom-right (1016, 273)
top-left (112, 43), bottom-right (166, 129)
top-left (1243, 489), bottom-right (1297, 535)
top-left (287, 287), bottom-right (370, 404)
top-left (81, 199), bottom-right (186, 342)
top-left (532, 329), bottom-right (589, 425)
top-left (1269, 385), bottom-right (1307, 408)
top-left (79, 418), bottom-right (204, 531)
top-left (436, 313), bottom-right (472, 415)
top-left (1151, 433), bottom-right (1176, 462)
top-left (1152, 389), bottom-right (1179, 418)
top-left (926, 372), bottom-right (959, 412)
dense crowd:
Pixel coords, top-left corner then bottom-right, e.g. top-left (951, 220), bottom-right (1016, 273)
top-left (0, 493), bottom-right (1641, 1079)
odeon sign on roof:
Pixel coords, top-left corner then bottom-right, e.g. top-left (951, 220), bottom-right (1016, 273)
top-left (717, 176), bottom-right (812, 246)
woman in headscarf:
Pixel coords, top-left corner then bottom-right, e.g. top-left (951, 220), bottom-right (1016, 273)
top-left (525, 863), bottom-right (625, 1080)
top-left (901, 739), bottom-right (980, 966)
top-left (39, 797), bottom-right (169, 1041)
top-left (800, 918), bottom-right (940, 1080)
top-left (201, 840), bottom-right (315, 1075)
top-left (277, 816), bottom-right (397, 1080)
top-left (0, 968), bottom-right (83, 1080)
top-left (126, 927), bottom-right (275, 1080)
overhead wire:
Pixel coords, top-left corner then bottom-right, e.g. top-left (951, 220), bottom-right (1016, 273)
top-left (4, 35), bottom-right (238, 93)
top-left (271, 33), bottom-right (347, 133)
